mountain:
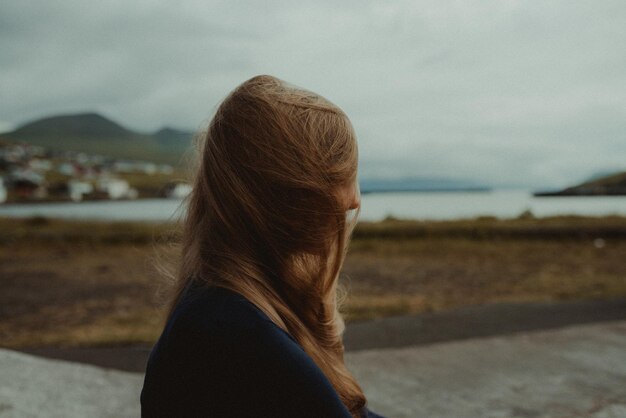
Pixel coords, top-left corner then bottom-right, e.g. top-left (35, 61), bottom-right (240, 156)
top-left (10, 113), bottom-right (135, 139)
top-left (153, 127), bottom-right (194, 143)
top-left (359, 176), bottom-right (490, 194)
top-left (534, 171), bottom-right (626, 196)
top-left (0, 113), bottom-right (193, 166)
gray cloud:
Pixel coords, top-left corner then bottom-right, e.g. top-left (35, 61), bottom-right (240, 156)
top-left (1, 0), bottom-right (625, 187)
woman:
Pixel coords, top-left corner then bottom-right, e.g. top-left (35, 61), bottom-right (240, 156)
top-left (141, 75), bottom-right (386, 418)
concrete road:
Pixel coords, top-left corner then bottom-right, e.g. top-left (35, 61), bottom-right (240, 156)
top-left (2, 320), bottom-right (626, 418)
top-left (0, 350), bottom-right (143, 418)
top-left (348, 320), bottom-right (626, 418)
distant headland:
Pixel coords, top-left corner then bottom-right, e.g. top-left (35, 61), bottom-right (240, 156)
top-left (534, 172), bottom-right (626, 197)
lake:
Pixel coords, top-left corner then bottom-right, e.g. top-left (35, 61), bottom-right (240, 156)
top-left (0, 189), bottom-right (625, 222)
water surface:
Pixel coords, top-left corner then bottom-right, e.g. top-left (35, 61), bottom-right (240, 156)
top-left (0, 189), bottom-right (625, 222)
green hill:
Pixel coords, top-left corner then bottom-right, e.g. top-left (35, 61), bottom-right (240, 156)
top-left (0, 113), bottom-right (193, 166)
top-left (535, 171), bottom-right (626, 196)
top-left (11, 113), bottom-right (135, 138)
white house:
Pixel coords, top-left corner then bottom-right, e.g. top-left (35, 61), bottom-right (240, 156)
top-left (96, 177), bottom-right (138, 200)
top-left (165, 182), bottom-right (192, 199)
top-left (67, 180), bottom-right (94, 202)
top-left (58, 162), bottom-right (76, 176)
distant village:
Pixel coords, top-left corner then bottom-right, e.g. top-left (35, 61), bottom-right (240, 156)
top-left (0, 142), bottom-right (192, 204)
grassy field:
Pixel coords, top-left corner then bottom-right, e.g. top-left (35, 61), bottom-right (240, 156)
top-left (1, 215), bottom-right (625, 348)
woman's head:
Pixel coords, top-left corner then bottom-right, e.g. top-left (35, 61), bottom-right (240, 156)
top-left (171, 75), bottom-right (366, 416)
top-left (185, 75), bottom-right (360, 300)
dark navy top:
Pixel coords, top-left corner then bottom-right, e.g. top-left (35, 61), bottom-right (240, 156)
top-left (141, 279), bottom-right (386, 418)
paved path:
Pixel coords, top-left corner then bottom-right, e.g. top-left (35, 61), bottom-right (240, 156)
top-left (344, 298), bottom-right (626, 351)
top-left (2, 320), bottom-right (626, 417)
top-left (0, 350), bottom-right (143, 418)
top-left (19, 298), bottom-right (626, 373)
top-left (348, 320), bottom-right (626, 418)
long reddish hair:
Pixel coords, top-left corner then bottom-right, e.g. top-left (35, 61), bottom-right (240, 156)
top-left (166, 74), bottom-right (365, 415)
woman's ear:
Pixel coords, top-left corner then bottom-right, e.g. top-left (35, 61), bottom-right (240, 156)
top-left (335, 178), bottom-right (360, 212)
top-left (346, 180), bottom-right (361, 211)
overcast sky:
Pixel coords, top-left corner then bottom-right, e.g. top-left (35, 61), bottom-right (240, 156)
top-left (1, 1), bottom-right (625, 188)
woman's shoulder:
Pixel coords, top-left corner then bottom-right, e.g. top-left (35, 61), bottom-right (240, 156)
top-left (173, 281), bottom-right (263, 324)
top-left (158, 279), bottom-right (298, 353)
top-left (142, 280), bottom-right (353, 417)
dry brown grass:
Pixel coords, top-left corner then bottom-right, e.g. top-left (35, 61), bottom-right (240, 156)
top-left (1, 216), bottom-right (625, 348)
top-left (0, 243), bottom-right (168, 347)
top-left (341, 237), bottom-right (626, 320)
